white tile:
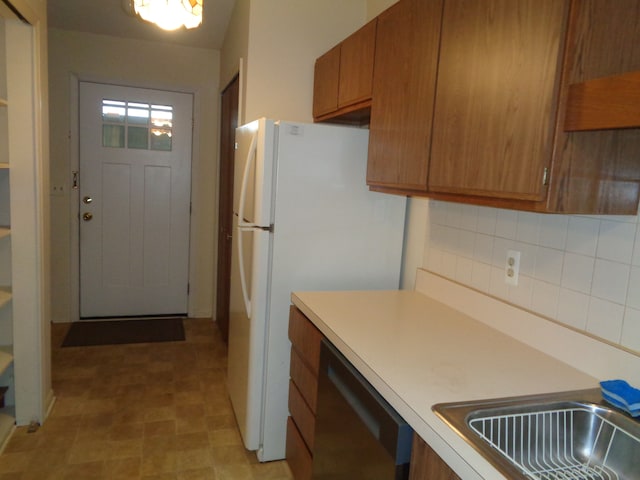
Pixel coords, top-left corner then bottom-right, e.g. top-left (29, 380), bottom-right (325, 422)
top-left (459, 205), bottom-right (479, 232)
top-left (508, 274), bottom-right (533, 310)
top-left (621, 307), bottom-right (640, 352)
top-left (516, 211), bottom-right (539, 244)
top-left (561, 253), bottom-right (594, 294)
top-left (565, 216), bottom-right (600, 256)
top-left (476, 206), bottom-right (497, 235)
top-left (557, 288), bottom-right (589, 330)
top-left (512, 241), bottom-right (537, 278)
top-left (538, 215), bottom-right (568, 250)
top-left (491, 237), bottom-right (513, 267)
top-left (429, 224), bottom-right (447, 249)
top-left (596, 220), bottom-right (636, 264)
top-left (489, 265), bottom-right (509, 300)
top-left (429, 200), bottom-right (447, 225)
top-left (495, 209), bottom-right (518, 240)
top-left (531, 280), bottom-right (560, 319)
top-left (441, 251), bottom-right (457, 279)
top-left (473, 233), bottom-right (494, 265)
top-left (441, 226), bottom-right (460, 255)
top-left (627, 266), bottom-right (640, 311)
top-left (425, 247), bottom-right (443, 275)
top-left (533, 247), bottom-right (564, 285)
top-left (455, 257), bottom-right (473, 285)
top-left (458, 230), bottom-right (476, 259)
top-left (587, 297), bottom-right (624, 344)
top-left (444, 202), bottom-right (464, 228)
top-left (633, 223), bottom-right (640, 267)
top-left (591, 259), bottom-right (630, 305)
top-left (470, 261), bottom-right (491, 293)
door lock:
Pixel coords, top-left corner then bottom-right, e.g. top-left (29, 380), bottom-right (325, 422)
top-left (82, 212), bottom-right (93, 221)
top-left (83, 196), bottom-right (93, 204)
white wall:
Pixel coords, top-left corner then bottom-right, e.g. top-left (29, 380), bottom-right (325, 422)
top-left (221, 0), bottom-right (368, 125)
top-left (48, 29), bottom-right (219, 321)
top-left (420, 200), bottom-right (640, 356)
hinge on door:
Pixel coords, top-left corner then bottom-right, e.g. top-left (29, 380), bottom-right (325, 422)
top-left (542, 167), bottom-right (550, 186)
top-left (189, 202), bottom-right (192, 215)
top-left (187, 283), bottom-right (190, 294)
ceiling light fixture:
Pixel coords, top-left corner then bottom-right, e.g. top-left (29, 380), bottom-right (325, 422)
top-left (127, 0), bottom-right (203, 31)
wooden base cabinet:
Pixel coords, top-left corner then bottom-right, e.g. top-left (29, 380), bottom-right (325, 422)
top-left (286, 306), bottom-right (323, 480)
top-left (409, 435), bottom-right (461, 480)
top-left (286, 307), bottom-right (464, 480)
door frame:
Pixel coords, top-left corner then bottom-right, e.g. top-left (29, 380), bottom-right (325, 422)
top-left (68, 74), bottom-right (201, 322)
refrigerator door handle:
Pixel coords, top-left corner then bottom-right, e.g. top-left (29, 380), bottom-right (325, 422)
top-left (237, 131), bottom-right (258, 317)
top-left (238, 131), bottom-right (258, 229)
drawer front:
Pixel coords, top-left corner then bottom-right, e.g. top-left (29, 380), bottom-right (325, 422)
top-left (288, 306), bottom-right (322, 375)
top-left (290, 348), bottom-right (318, 413)
top-left (286, 416), bottom-right (313, 480)
top-left (288, 380), bottom-right (316, 450)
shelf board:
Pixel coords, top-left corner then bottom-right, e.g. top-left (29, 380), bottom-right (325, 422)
top-left (0, 289), bottom-right (11, 309)
top-left (564, 71), bottom-right (640, 131)
top-left (0, 163), bottom-right (8, 170)
top-left (0, 347), bottom-right (12, 377)
top-left (0, 228), bottom-right (9, 240)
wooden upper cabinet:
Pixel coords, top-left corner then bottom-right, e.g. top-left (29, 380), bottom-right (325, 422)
top-left (428, 0), bottom-right (569, 201)
top-left (313, 20), bottom-right (376, 124)
top-left (337, 19), bottom-right (376, 109)
top-left (312, 45), bottom-right (340, 119)
top-left (366, 0), bottom-right (444, 191)
top-left (546, 0), bottom-right (640, 214)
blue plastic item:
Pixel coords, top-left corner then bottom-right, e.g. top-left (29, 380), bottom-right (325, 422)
top-left (600, 379), bottom-right (640, 417)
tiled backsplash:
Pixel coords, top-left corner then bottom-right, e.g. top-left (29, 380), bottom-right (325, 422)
top-left (423, 200), bottom-right (640, 354)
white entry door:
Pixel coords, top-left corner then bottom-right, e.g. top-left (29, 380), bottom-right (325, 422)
top-left (79, 82), bottom-right (192, 318)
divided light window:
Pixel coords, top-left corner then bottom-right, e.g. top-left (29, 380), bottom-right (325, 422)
top-left (101, 99), bottom-right (173, 151)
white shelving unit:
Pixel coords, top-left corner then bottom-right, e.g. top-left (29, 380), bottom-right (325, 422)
top-left (0, 12), bottom-right (13, 450)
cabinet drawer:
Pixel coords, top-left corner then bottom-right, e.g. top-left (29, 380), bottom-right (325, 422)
top-left (290, 348), bottom-right (318, 413)
top-left (288, 306), bottom-right (322, 375)
top-left (286, 416), bottom-right (313, 480)
top-left (288, 380), bottom-right (315, 450)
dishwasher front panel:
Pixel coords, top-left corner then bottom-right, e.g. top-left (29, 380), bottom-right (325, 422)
top-left (312, 339), bottom-right (412, 479)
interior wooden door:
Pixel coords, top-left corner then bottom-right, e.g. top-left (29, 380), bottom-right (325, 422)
top-left (215, 75), bottom-right (239, 343)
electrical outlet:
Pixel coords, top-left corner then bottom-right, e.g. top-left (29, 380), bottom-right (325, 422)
top-left (505, 250), bottom-right (521, 286)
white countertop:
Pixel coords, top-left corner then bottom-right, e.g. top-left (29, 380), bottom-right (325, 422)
top-left (291, 288), bottom-right (598, 480)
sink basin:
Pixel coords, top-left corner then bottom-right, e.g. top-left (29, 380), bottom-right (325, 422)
top-left (433, 388), bottom-right (640, 480)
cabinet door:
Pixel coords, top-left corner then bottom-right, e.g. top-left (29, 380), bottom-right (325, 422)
top-left (312, 45), bottom-right (340, 119)
top-left (428, 0), bottom-right (568, 201)
top-left (367, 0), bottom-right (444, 191)
top-left (409, 435), bottom-right (461, 480)
top-left (338, 19), bottom-right (376, 109)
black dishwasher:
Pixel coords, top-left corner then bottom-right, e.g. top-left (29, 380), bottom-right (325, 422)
top-left (312, 339), bottom-right (413, 479)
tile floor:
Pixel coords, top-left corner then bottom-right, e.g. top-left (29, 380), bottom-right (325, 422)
top-left (0, 319), bottom-right (293, 479)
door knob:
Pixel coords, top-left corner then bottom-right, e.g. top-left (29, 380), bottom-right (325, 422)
top-left (83, 196), bottom-right (93, 204)
top-left (82, 212), bottom-right (93, 221)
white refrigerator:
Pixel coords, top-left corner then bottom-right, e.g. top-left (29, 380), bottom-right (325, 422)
top-left (227, 118), bottom-right (406, 462)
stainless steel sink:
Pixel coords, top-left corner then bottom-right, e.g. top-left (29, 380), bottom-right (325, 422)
top-left (433, 388), bottom-right (640, 480)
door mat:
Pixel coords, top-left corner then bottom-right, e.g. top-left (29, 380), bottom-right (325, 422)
top-left (61, 317), bottom-right (185, 347)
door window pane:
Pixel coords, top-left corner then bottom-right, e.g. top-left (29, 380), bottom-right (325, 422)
top-left (128, 126), bottom-right (149, 149)
top-left (150, 128), bottom-right (172, 151)
top-left (102, 125), bottom-right (125, 148)
top-left (101, 99), bottom-right (173, 152)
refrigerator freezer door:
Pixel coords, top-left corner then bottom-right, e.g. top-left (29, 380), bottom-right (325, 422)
top-left (233, 118), bottom-right (275, 227)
